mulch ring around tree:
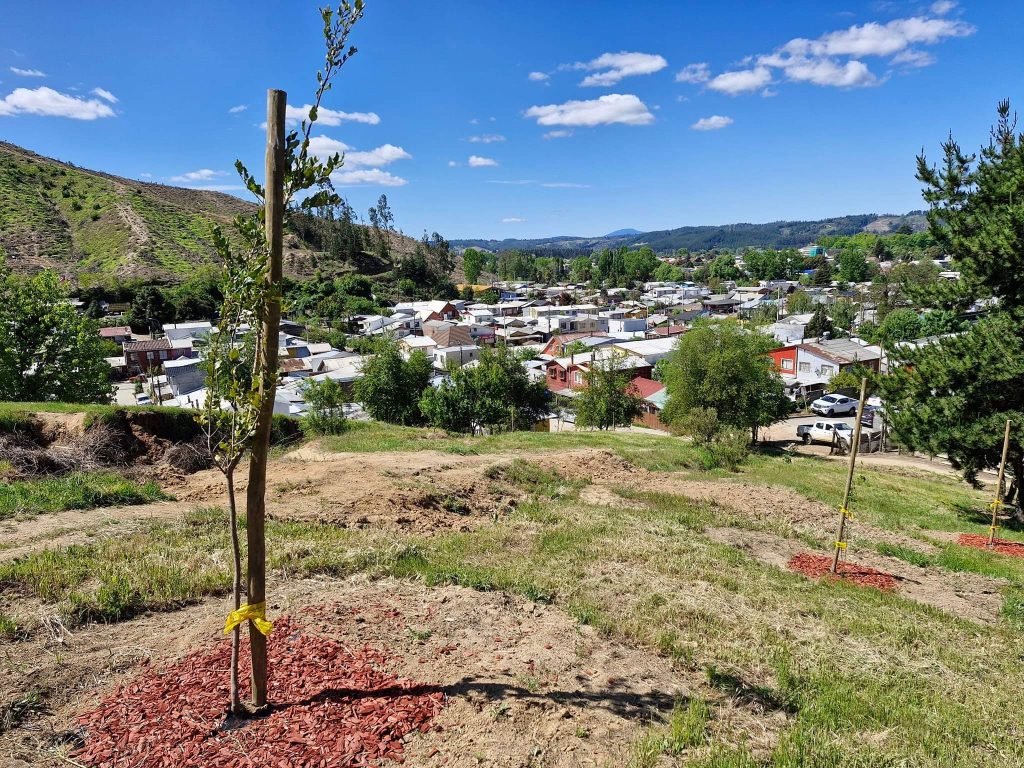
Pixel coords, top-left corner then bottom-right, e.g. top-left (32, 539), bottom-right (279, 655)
top-left (787, 552), bottom-right (900, 592)
top-left (958, 533), bottom-right (1024, 558)
top-left (72, 617), bottom-right (445, 768)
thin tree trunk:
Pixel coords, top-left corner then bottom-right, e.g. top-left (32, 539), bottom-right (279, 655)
top-left (226, 471), bottom-right (242, 714)
top-left (245, 88), bottom-right (286, 710)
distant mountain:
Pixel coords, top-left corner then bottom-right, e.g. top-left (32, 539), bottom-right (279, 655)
top-left (603, 228), bottom-right (642, 237)
top-left (453, 212), bottom-right (928, 254)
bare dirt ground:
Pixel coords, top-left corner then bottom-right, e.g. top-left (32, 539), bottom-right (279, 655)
top-left (705, 527), bottom-right (1006, 625)
top-left (1, 434), bottom-right (1013, 766)
top-left (3, 577), bottom-right (753, 768)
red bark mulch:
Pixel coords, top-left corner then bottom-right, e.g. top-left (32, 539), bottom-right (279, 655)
top-left (73, 617), bottom-right (445, 768)
top-left (958, 533), bottom-right (1024, 558)
top-left (787, 552), bottom-right (899, 592)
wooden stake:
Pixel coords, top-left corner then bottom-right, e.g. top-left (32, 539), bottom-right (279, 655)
top-left (831, 377), bottom-right (868, 574)
top-left (245, 87), bottom-right (286, 710)
top-left (987, 419), bottom-right (1012, 546)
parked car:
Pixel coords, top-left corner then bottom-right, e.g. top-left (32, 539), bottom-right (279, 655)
top-left (796, 420), bottom-right (853, 446)
top-left (810, 394), bottom-right (857, 417)
top-left (135, 394), bottom-right (152, 405)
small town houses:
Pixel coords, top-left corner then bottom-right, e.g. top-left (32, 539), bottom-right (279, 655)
top-left (90, 253), bottom-right (959, 427)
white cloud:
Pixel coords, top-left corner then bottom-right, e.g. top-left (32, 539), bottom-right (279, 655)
top-left (699, 13), bottom-right (974, 96)
top-left (528, 71), bottom-right (550, 82)
top-left (541, 182), bottom-right (590, 188)
top-left (572, 51), bottom-right (668, 87)
top-left (675, 63), bottom-right (710, 83)
top-left (468, 155), bottom-right (498, 167)
top-left (91, 87), bottom-right (118, 103)
top-left (891, 49), bottom-right (935, 68)
top-left (467, 134), bottom-right (505, 143)
top-left (542, 129), bottom-right (573, 139)
top-left (139, 172), bottom-right (152, 178)
top-left (10, 67), bottom-right (45, 77)
top-left (776, 16), bottom-right (974, 60)
top-left (691, 115), bottom-right (733, 131)
top-left (525, 93), bottom-right (654, 127)
top-left (780, 58), bottom-right (877, 87)
top-left (707, 66), bottom-right (772, 95)
top-left (501, 217), bottom-right (526, 223)
top-left (448, 160), bottom-right (459, 167)
top-left (306, 135), bottom-right (412, 181)
top-left (228, 104), bottom-right (247, 114)
top-left (332, 168), bottom-right (407, 187)
top-left (284, 103), bottom-right (380, 126)
top-left (345, 143), bottom-right (412, 168)
top-left (0, 87), bottom-right (115, 119)
top-left (169, 168), bottom-right (227, 182)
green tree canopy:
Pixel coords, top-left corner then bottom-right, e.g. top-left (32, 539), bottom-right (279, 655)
top-left (0, 264), bottom-right (112, 404)
top-left (420, 346), bottom-right (549, 433)
top-left (661, 320), bottom-right (790, 440)
top-left (353, 336), bottom-right (432, 425)
top-left (786, 290), bottom-right (814, 315)
top-left (574, 353), bottom-right (644, 430)
top-left (462, 248), bottom-right (485, 285)
top-left (881, 102), bottom-right (1024, 506)
top-left (804, 304), bottom-right (834, 338)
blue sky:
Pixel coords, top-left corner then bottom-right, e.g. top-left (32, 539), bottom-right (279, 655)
top-left (1, 1), bottom-right (1020, 240)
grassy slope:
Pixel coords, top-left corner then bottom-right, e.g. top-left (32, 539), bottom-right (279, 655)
top-left (0, 473), bottom-right (166, 521)
top-left (0, 143), bottom-right (246, 281)
top-left (4, 421), bottom-right (1024, 765)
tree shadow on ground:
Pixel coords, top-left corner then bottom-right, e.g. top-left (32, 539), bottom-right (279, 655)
top-left (705, 667), bottom-right (797, 715)
top-left (953, 501), bottom-right (1024, 532)
top-left (287, 676), bottom-right (683, 722)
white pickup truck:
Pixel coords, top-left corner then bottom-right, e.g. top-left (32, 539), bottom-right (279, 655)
top-left (796, 420), bottom-right (853, 446)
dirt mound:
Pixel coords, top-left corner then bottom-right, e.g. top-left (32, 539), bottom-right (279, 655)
top-left (547, 450), bottom-right (645, 484)
top-left (0, 411), bottom-right (212, 484)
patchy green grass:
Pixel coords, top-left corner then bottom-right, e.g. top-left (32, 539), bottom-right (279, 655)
top-left (320, 420), bottom-right (707, 471)
top-left (484, 459), bottom-right (587, 499)
top-left (0, 472), bottom-right (167, 520)
top-left (732, 451), bottom-right (998, 539)
top-left (5, 488), bottom-right (1024, 766)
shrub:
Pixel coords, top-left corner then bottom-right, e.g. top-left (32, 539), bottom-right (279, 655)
top-left (301, 378), bottom-right (348, 436)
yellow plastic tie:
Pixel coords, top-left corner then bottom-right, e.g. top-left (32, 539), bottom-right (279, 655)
top-left (224, 601), bottom-right (273, 637)
top-left (834, 540), bottom-right (848, 550)
top-left (840, 506), bottom-right (855, 521)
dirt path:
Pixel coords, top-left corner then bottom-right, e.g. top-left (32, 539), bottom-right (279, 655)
top-left (705, 527), bottom-right (1006, 625)
top-left (1, 577), bottom-right (771, 768)
top-left (0, 499), bottom-right (185, 562)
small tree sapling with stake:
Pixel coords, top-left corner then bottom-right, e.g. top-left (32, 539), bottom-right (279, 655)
top-left (199, 0), bottom-right (365, 717)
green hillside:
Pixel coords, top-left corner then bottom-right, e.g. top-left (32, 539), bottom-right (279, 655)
top-left (0, 142), bottom-right (254, 283)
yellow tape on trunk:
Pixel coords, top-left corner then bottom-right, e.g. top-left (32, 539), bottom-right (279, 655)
top-left (224, 601), bottom-right (273, 636)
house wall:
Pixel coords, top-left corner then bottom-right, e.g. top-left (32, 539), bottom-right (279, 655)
top-left (768, 346), bottom-right (797, 375)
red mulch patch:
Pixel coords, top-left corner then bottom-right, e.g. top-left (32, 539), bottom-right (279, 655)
top-left (958, 533), bottom-right (1024, 557)
top-left (787, 552), bottom-right (899, 592)
top-left (73, 617), bottom-right (445, 767)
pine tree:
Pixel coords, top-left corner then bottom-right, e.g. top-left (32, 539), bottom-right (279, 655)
top-left (881, 101), bottom-right (1024, 515)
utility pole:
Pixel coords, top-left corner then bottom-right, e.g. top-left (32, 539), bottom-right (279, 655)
top-left (245, 88), bottom-right (285, 711)
top-left (988, 419), bottom-right (1012, 546)
top-left (831, 377), bottom-right (868, 574)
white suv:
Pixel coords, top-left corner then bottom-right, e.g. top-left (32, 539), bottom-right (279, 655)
top-left (810, 394), bottom-right (857, 417)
